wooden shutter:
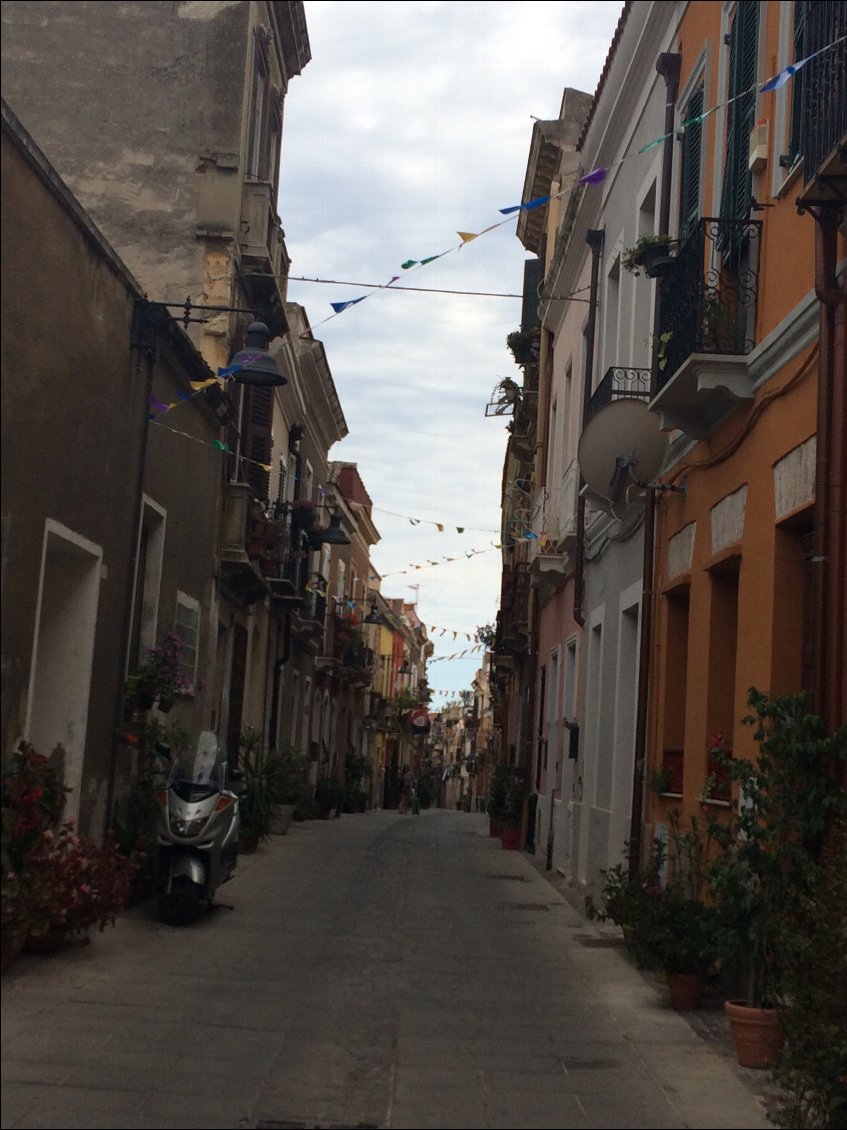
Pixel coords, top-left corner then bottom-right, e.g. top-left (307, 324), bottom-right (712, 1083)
top-left (720, 1), bottom-right (760, 228)
top-left (243, 384), bottom-right (273, 502)
top-left (679, 85), bottom-right (704, 242)
top-left (787, 0), bottom-right (811, 165)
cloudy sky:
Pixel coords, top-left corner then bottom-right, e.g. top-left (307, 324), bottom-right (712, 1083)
top-left (280, 0), bottom-right (624, 701)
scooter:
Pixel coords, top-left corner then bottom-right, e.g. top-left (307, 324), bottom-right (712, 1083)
top-left (156, 731), bottom-right (240, 925)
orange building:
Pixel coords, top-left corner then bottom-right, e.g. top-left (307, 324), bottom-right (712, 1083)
top-left (647, 1), bottom-right (846, 830)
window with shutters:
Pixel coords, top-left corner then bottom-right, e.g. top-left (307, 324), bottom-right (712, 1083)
top-left (243, 384), bottom-right (273, 502)
top-left (247, 32), bottom-right (269, 181)
top-left (678, 84), bottom-right (704, 242)
top-left (719, 2), bottom-right (760, 240)
top-left (785, 0), bottom-right (811, 168)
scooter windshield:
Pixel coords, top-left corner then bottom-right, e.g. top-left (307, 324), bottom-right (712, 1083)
top-left (168, 731), bottom-right (225, 802)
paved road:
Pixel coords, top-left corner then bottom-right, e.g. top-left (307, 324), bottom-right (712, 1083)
top-left (1, 809), bottom-right (773, 1130)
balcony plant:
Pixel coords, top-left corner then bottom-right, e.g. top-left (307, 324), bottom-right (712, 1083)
top-left (290, 498), bottom-right (316, 530)
top-left (706, 688), bottom-right (847, 1070)
top-left (622, 234), bottom-right (677, 278)
top-left (133, 633), bottom-right (194, 712)
top-left (506, 329), bottom-right (538, 368)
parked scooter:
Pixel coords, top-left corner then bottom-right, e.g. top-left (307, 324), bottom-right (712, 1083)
top-left (156, 731), bottom-right (240, 925)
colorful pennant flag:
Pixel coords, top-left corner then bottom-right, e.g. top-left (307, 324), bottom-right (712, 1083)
top-left (330, 296), bottom-right (366, 314)
top-left (499, 193), bottom-right (551, 214)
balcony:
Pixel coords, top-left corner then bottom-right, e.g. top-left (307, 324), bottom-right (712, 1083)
top-left (586, 366), bottom-right (652, 421)
top-left (219, 482), bottom-right (269, 605)
top-left (798, 3), bottom-right (847, 202)
top-left (238, 181), bottom-right (291, 337)
top-left (651, 217), bottom-right (762, 438)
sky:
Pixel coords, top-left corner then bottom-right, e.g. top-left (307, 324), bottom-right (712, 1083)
top-left (279, 0), bottom-right (625, 702)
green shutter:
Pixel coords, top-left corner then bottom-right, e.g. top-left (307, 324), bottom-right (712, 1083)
top-left (788, 0), bottom-right (811, 165)
top-left (719, 1), bottom-right (760, 251)
top-left (679, 85), bottom-right (704, 241)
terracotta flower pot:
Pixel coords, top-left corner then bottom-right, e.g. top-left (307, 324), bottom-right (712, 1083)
top-left (666, 971), bottom-right (706, 1011)
top-left (501, 825), bottom-right (520, 850)
top-left (724, 999), bottom-right (785, 1068)
top-left (1, 929), bottom-right (27, 974)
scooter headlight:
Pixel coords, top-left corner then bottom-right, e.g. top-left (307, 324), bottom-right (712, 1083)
top-left (169, 814), bottom-right (208, 837)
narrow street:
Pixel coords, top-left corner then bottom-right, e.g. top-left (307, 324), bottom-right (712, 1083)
top-left (2, 809), bottom-right (772, 1130)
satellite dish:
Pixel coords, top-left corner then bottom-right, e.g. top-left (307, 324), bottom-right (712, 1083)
top-left (577, 399), bottom-right (668, 503)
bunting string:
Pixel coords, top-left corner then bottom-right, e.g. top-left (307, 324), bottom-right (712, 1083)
top-left (576, 35), bottom-right (846, 187)
top-left (294, 32), bottom-right (845, 332)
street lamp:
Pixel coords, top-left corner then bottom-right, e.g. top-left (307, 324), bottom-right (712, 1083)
top-left (132, 299), bottom-right (287, 387)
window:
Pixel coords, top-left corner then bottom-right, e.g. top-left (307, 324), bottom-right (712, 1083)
top-left (243, 383), bottom-right (273, 502)
top-left (720, 1), bottom-right (760, 230)
top-left (302, 460), bottom-right (314, 503)
top-left (174, 592), bottom-right (200, 691)
top-left (705, 559), bottom-right (740, 802)
top-left (679, 84), bottom-right (704, 241)
top-left (247, 32), bottom-right (270, 180)
top-left (661, 586), bottom-right (690, 795)
top-left (603, 253), bottom-right (621, 369)
top-left (785, 0), bottom-right (811, 168)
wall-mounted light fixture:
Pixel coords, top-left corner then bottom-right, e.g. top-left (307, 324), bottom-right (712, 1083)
top-left (132, 298), bottom-right (287, 387)
top-left (313, 512), bottom-right (350, 546)
top-left (364, 598), bottom-right (386, 626)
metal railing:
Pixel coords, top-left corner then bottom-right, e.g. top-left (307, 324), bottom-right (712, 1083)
top-left (800, 3), bottom-right (847, 185)
top-left (586, 366), bottom-right (652, 420)
top-left (657, 217), bottom-right (762, 391)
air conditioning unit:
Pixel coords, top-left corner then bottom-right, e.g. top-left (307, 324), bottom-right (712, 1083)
top-left (748, 120), bottom-right (768, 174)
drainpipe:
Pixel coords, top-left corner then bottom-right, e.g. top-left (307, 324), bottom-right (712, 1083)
top-left (629, 51), bottom-right (681, 880)
top-left (106, 339), bottom-right (156, 833)
top-left (804, 202), bottom-right (846, 743)
top-left (267, 609), bottom-right (292, 747)
top-left (573, 228), bottom-right (605, 627)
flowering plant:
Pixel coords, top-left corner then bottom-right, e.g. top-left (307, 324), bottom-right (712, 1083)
top-left (6, 822), bottom-right (136, 938)
top-left (1, 743), bottom-right (68, 874)
top-left (2, 745), bottom-right (136, 945)
top-left (136, 633), bottom-right (194, 700)
top-left (703, 732), bottom-right (732, 803)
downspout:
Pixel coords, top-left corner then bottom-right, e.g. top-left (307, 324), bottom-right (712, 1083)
top-left (107, 331), bottom-right (155, 832)
top-left (573, 227), bottom-right (605, 628)
top-left (806, 203), bottom-right (846, 742)
top-left (267, 609), bottom-right (292, 747)
top-left (629, 51), bottom-right (681, 879)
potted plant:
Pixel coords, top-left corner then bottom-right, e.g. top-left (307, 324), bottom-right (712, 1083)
top-left (314, 776), bottom-right (344, 819)
top-left (500, 774), bottom-right (527, 850)
top-left (134, 633), bottom-right (194, 713)
top-left (585, 838), bottom-right (667, 968)
top-left (1, 743), bottom-right (69, 968)
top-left (506, 329), bottom-right (538, 368)
top-left (706, 688), bottom-right (847, 1069)
top-left (268, 744), bottom-right (309, 835)
top-left (622, 234), bottom-right (677, 278)
top-left (234, 728), bottom-right (285, 850)
top-left (649, 889), bottom-right (721, 1010)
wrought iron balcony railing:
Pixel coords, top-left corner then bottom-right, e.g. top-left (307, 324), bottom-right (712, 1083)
top-left (800, 3), bottom-right (847, 186)
top-left (586, 366), bottom-right (652, 420)
top-left (656, 217), bottom-right (762, 391)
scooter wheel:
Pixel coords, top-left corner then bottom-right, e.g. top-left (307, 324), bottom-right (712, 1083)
top-left (159, 876), bottom-right (205, 926)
